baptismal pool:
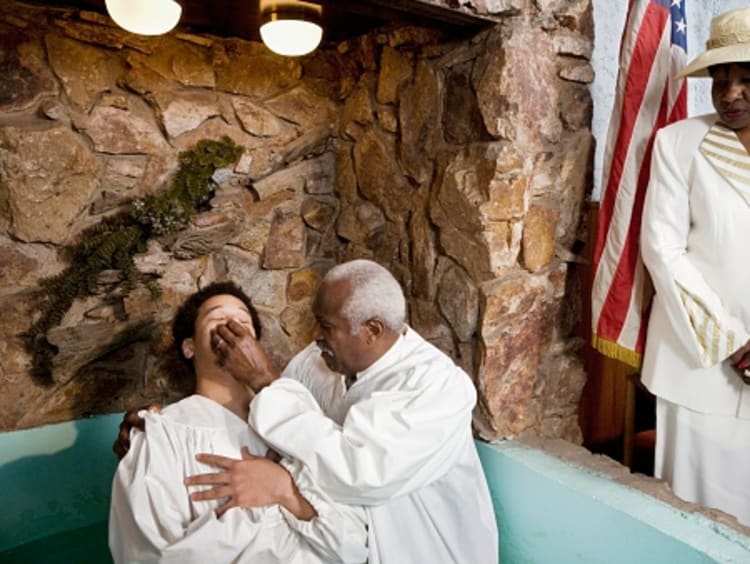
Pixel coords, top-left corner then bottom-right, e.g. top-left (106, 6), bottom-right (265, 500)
top-left (0, 521), bottom-right (109, 563)
top-left (2, 414), bottom-right (749, 563)
top-left (0, 414), bottom-right (120, 564)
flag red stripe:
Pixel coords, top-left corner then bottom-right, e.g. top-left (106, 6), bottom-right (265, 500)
top-left (592, 0), bottom-right (687, 365)
top-left (668, 84), bottom-right (688, 123)
top-left (592, 3), bottom-right (669, 271)
top-left (596, 84), bottom-right (670, 340)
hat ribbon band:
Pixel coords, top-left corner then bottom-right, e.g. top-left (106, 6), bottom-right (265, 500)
top-left (707, 31), bottom-right (750, 49)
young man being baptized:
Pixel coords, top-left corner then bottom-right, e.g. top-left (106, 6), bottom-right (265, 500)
top-left (108, 281), bottom-right (367, 564)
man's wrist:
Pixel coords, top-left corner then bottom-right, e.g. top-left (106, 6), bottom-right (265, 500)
top-left (280, 482), bottom-right (318, 521)
top-left (269, 463), bottom-right (317, 521)
top-left (251, 367), bottom-right (281, 393)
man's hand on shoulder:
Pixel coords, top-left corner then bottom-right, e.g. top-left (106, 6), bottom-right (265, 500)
top-left (112, 403), bottom-right (162, 460)
top-left (185, 447), bottom-right (317, 520)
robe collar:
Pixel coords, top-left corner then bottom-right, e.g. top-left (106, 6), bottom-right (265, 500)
top-left (350, 326), bottom-right (409, 386)
top-left (699, 119), bottom-right (750, 207)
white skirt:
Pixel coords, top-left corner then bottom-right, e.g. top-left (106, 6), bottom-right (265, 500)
top-left (655, 397), bottom-right (750, 526)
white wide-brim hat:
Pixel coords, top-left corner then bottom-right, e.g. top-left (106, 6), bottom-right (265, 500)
top-left (677, 7), bottom-right (750, 78)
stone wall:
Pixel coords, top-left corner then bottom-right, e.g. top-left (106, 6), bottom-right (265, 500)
top-left (0, 0), bottom-right (593, 439)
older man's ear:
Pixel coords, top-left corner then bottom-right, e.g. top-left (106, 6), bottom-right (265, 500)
top-left (364, 318), bottom-right (384, 343)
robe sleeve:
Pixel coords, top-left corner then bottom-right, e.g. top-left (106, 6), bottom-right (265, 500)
top-left (641, 129), bottom-right (750, 368)
top-left (109, 417), bottom-right (195, 563)
top-left (250, 369), bottom-right (475, 505)
top-left (280, 342), bottom-right (343, 410)
top-left (279, 458), bottom-right (369, 563)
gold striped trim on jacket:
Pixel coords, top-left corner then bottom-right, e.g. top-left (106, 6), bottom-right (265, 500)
top-left (678, 285), bottom-right (736, 367)
top-left (700, 122), bottom-right (750, 207)
top-left (702, 136), bottom-right (750, 160)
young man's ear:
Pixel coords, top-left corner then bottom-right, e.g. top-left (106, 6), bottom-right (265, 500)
top-left (181, 338), bottom-right (195, 360)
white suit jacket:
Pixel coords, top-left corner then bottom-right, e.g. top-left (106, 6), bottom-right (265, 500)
top-left (641, 114), bottom-right (750, 417)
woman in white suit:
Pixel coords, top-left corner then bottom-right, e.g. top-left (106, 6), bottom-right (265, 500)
top-left (641, 7), bottom-right (750, 527)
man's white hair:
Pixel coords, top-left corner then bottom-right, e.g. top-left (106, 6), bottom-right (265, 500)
top-left (323, 259), bottom-right (406, 334)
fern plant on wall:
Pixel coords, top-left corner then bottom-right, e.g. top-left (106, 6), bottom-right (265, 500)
top-left (25, 136), bottom-right (243, 382)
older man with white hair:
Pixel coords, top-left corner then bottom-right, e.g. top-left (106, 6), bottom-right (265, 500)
top-left (188, 259), bottom-right (499, 563)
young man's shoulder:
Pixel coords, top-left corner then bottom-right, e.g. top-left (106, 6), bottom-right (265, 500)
top-left (282, 342), bottom-right (330, 381)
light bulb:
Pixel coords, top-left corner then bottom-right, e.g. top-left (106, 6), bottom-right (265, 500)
top-left (105, 0), bottom-right (182, 36)
top-left (259, 3), bottom-right (323, 57)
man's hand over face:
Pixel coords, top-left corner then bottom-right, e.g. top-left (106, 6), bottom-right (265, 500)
top-left (211, 319), bottom-right (280, 392)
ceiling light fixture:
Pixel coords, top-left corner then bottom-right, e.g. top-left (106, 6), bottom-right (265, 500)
top-left (259, 1), bottom-right (323, 57)
top-left (105, 0), bottom-right (182, 36)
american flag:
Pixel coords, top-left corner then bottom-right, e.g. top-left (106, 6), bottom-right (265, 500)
top-left (591, 0), bottom-right (688, 368)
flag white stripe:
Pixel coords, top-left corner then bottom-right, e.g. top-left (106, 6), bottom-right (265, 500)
top-left (618, 253), bottom-right (650, 349)
top-left (599, 0), bottom-right (651, 196)
top-left (591, 21), bottom-right (672, 325)
top-left (666, 44), bottom-right (686, 113)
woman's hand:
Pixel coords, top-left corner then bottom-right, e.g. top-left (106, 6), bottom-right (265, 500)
top-left (731, 339), bottom-right (750, 384)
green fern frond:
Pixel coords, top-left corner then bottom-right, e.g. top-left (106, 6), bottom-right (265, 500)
top-left (27, 137), bottom-right (243, 381)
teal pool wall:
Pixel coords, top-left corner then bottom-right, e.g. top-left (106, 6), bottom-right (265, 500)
top-left (476, 441), bottom-right (750, 563)
top-left (0, 414), bottom-right (120, 562)
top-left (2, 416), bottom-right (750, 563)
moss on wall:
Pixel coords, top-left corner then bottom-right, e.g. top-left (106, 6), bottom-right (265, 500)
top-left (24, 137), bottom-right (242, 382)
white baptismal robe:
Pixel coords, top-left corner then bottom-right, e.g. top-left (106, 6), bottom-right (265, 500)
top-left (109, 395), bottom-right (368, 564)
top-left (250, 327), bottom-right (499, 564)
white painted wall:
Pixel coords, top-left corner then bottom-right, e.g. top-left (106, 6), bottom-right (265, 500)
top-left (590, 0), bottom-right (750, 200)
